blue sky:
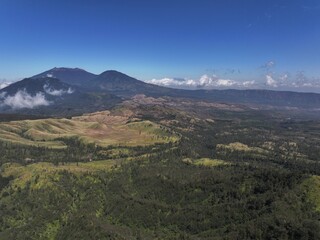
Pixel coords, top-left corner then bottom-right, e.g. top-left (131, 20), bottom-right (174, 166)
top-left (0, 0), bottom-right (320, 91)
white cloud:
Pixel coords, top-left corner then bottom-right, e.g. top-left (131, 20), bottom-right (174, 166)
top-left (67, 88), bottom-right (74, 94)
top-left (243, 80), bottom-right (256, 87)
top-left (215, 79), bottom-right (237, 87)
top-left (198, 75), bottom-right (238, 87)
top-left (43, 84), bottom-right (74, 96)
top-left (44, 87), bottom-right (65, 96)
top-left (2, 90), bottom-right (51, 109)
top-left (292, 80), bottom-right (320, 89)
top-left (302, 83), bottom-right (313, 87)
top-left (265, 75), bottom-right (278, 87)
top-left (148, 69), bottom-right (320, 92)
top-left (146, 74), bottom-right (252, 89)
top-left (148, 78), bottom-right (191, 88)
top-left (0, 82), bottom-right (12, 90)
top-left (262, 71), bottom-right (320, 90)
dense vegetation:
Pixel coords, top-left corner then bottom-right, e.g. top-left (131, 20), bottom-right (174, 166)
top-left (0, 97), bottom-right (320, 239)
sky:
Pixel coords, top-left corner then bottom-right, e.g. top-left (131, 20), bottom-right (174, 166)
top-left (0, 0), bottom-right (320, 92)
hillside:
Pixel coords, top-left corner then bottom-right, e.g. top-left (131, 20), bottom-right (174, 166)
top-left (0, 110), bottom-right (178, 149)
top-left (0, 77), bottom-right (122, 116)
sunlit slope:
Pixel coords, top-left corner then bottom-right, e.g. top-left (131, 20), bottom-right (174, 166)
top-left (1, 161), bottom-right (116, 190)
top-left (301, 176), bottom-right (320, 212)
top-left (0, 111), bottom-right (178, 148)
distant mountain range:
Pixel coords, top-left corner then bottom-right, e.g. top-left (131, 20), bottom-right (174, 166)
top-left (33, 68), bottom-right (178, 97)
top-left (0, 67), bottom-right (320, 116)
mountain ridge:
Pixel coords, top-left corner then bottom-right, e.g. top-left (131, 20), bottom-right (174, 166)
top-left (0, 67), bottom-right (320, 114)
top-left (31, 67), bottom-right (97, 86)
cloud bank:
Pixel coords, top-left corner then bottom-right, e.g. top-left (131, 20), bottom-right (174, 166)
top-left (147, 65), bottom-right (320, 92)
top-left (146, 75), bottom-right (256, 89)
top-left (263, 71), bottom-right (320, 91)
top-left (0, 90), bottom-right (51, 109)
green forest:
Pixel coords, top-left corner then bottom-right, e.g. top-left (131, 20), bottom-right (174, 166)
top-left (0, 99), bottom-right (320, 239)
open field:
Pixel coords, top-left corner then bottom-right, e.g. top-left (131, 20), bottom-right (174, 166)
top-left (182, 158), bottom-right (229, 167)
top-left (0, 111), bottom-right (178, 148)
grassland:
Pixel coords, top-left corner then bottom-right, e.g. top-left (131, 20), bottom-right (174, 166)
top-left (301, 176), bottom-right (320, 212)
top-left (0, 111), bottom-right (179, 149)
top-left (216, 142), bottom-right (267, 153)
top-left (182, 158), bottom-right (229, 167)
top-left (1, 160), bottom-right (117, 190)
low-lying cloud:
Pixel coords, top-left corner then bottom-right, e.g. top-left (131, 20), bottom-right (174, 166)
top-left (147, 70), bottom-right (320, 92)
top-left (146, 74), bottom-right (256, 89)
top-left (263, 71), bottom-right (320, 91)
top-left (0, 82), bottom-right (13, 90)
top-left (1, 90), bottom-right (51, 109)
top-left (43, 84), bottom-right (74, 96)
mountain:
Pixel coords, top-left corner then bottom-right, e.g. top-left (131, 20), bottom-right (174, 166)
top-left (31, 67), bottom-right (97, 86)
top-left (1, 68), bottom-right (320, 116)
top-left (85, 70), bottom-right (320, 108)
top-left (0, 77), bottom-right (121, 116)
top-left (91, 70), bottom-right (149, 91)
top-left (89, 70), bottom-right (177, 97)
top-left (0, 77), bottom-right (74, 96)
